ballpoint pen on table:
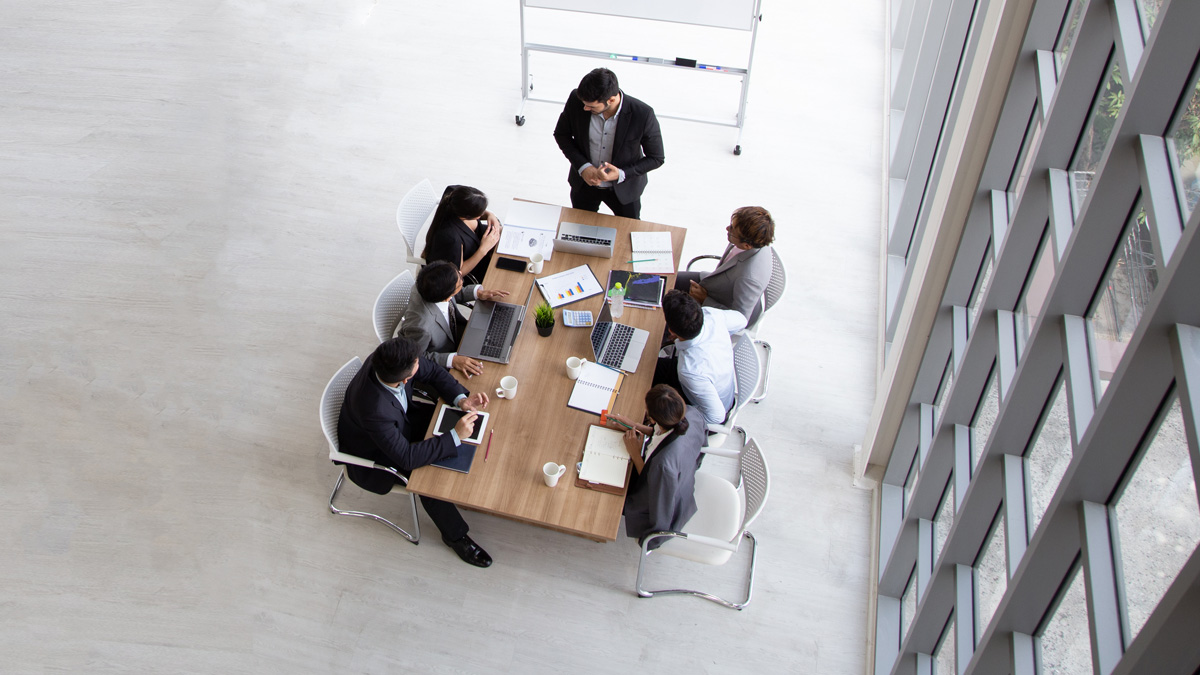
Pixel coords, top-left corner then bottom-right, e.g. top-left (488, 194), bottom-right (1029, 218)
top-left (626, 259), bottom-right (654, 263)
top-left (485, 429), bottom-right (493, 461)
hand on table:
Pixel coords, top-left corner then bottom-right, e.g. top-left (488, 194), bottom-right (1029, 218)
top-left (452, 355), bottom-right (484, 377)
top-left (476, 288), bottom-right (510, 302)
top-left (688, 280), bottom-right (709, 303)
top-left (458, 392), bottom-right (489, 412)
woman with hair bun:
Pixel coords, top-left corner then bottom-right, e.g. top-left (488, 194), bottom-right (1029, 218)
top-left (422, 185), bottom-right (502, 285)
top-left (605, 384), bottom-right (707, 548)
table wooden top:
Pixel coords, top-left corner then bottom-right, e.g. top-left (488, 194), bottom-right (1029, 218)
top-left (405, 204), bottom-right (686, 541)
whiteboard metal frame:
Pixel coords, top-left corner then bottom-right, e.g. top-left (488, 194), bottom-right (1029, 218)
top-left (515, 0), bottom-right (763, 154)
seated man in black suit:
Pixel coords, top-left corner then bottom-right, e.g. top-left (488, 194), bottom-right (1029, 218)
top-left (337, 336), bottom-right (493, 567)
top-left (553, 67), bottom-right (665, 220)
top-left (399, 261), bottom-right (509, 378)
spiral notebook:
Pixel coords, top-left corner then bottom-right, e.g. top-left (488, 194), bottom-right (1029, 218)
top-left (567, 361), bottom-right (624, 415)
top-left (630, 231), bottom-right (675, 274)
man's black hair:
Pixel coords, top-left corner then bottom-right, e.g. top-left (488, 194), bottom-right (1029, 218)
top-left (576, 68), bottom-right (620, 104)
top-left (372, 336), bottom-right (421, 383)
top-left (662, 289), bottom-right (703, 340)
top-left (416, 261), bottom-right (462, 302)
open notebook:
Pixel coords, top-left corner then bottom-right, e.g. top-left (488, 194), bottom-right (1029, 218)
top-left (567, 361), bottom-right (624, 415)
top-left (630, 231), bottom-right (675, 274)
top-left (577, 425), bottom-right (631, 489)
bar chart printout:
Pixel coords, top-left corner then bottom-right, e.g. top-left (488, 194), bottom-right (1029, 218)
top-left (534, 264), bottom-right (604, 308)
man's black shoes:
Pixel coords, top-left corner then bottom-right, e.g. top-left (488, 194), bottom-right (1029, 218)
top-left (442, 534), bottom-right (493, 568)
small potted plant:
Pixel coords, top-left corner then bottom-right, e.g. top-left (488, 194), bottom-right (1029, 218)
top-left (534, 301), bottom-right (555, 337)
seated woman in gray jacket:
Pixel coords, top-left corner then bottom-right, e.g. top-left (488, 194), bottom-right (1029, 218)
top-left (606, 385), bottom-right (707, 548)
top-left (674, 206), bottom-right (775, 325)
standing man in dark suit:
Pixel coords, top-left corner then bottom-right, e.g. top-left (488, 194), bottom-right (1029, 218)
top-left (337, 336), bottom-right (494, 567)
top-left (553, 68), bottom-right (665, 220)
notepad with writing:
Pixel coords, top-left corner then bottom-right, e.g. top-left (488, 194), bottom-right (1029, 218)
top-left (577, 425), bottom-right (631, 489)
top-left (630, 231), bottom-right (675, 274)
top-left (567, 361), bottom-right (624, 415)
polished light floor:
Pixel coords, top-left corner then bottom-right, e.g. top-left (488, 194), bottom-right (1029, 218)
top-left (0, 1), bottom-right (883, 672)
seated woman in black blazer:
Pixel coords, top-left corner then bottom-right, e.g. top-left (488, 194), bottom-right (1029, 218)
top-left (606, 385), bottom-right (707, 549)
top-left (422, 185), bottom-right (503, 285)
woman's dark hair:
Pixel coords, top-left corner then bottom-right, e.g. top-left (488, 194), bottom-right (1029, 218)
top-left (645, 384), bottom-right (689, 435)
top-left (731, 206), bottom-right (775, 248)
top-left (424, 185), bottom-right (489, 255)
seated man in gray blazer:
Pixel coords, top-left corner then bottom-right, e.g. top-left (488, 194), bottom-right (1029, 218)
top-left (675, 206), bottom-right (776, 325)
top-left (605, 385), bottom-right (707, 549)
top-left (399, 261), bottom-right (509, 378)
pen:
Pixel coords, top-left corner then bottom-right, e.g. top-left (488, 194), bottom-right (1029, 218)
top-left (485, 429), bottom-right (493, 461)
top-left (626, 259), bottom-right (654, 263)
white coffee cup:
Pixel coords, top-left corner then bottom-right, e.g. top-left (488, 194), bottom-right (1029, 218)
top-left (527, 253), bottom-right (544, 274)
top-left (496, 375), bottom-right (518, 399)
top-left (543, 462), bottom-right (566, 487)
top-left (566, 356), bottom-right (585, 380)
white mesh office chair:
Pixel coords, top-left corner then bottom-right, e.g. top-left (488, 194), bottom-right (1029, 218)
top-left (397, 179), bottom-right (439, 265)
top-left (706, 334), bottom-right (760, 448)
top-left (686, 248), bottom-right (786, 402)
top-left (635, 430), bottom-right (770, 610)
top-left (372, 270), bottom-right (416, 343)
top-left (321, 357), bottom-right (420, 544)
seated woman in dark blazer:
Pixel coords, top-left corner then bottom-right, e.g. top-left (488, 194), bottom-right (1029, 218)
top-left (422, 185), bottom-right (503, 285)
top-left (606, 385), bottom-right (708, 548)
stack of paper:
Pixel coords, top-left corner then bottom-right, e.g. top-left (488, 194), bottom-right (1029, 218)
top-left (578, 425), bottom-right (631, 488)
top-left (630, 231), bottom-right (675, 274)
top-left (500, 200), bottom-right (561, 260)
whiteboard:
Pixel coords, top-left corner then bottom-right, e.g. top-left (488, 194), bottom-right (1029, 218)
top-left (524, 0), bottom-right (757, 31)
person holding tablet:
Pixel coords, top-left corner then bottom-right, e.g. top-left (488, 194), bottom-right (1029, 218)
top-left (338, 336), bottom-right (494, 567)
top-left (422, 185), bottom-right (502, 285)
top-left (605, 385), bottom-right (707, 549)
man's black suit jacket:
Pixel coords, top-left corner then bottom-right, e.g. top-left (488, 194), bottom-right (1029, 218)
top-left (337, 353), bottom-right (469, 494)
top-left (553, 90), bottom-right (665, 206)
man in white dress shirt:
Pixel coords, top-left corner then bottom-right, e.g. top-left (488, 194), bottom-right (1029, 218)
top-left (654, 290), bottom-right (747, 426)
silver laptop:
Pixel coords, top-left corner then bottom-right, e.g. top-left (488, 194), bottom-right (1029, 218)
top-left (457, 283), bottom-right (536, 364)
top-left (588, 303), bottom-right (650, 373)
top-left (554, 221), bottom-right (616, 258)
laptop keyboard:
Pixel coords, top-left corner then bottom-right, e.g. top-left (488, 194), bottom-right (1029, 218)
top-left (560, 233), bottom-right (611, 246)
top-left (593, 323), bottom-right (635, 369)
top-left (480, 304), bottom-right (516, 358)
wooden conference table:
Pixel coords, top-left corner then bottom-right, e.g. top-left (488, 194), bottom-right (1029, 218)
top-left (406, 204), bottom-right (686, 541)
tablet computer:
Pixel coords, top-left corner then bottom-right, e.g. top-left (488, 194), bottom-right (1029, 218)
top-left (432, 405), bottom-right (490, 445)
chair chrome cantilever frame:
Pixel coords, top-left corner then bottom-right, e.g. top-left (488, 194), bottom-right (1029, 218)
top-left (635, 431), bottom-right (770, 610)
top-left (321, 357), bottom-right (421, 544)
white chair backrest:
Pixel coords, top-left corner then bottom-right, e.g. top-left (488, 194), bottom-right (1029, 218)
top-left (739, 437), bottom-right (770, 531)
top-left (396, 178), bottom-right (439, 259)
top-left (373, 270), bottom-right (416, 343)
top-left (763, 248), bottom-right (786, 314)
top-left (732, 334), bottom-right (760, 414)
top-left (320, 357), bottom-right (362, 459)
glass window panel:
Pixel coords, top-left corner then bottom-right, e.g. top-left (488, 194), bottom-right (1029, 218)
top-left (1086, 206), bottom-right (1158, 401)
top-left (974, 513), bottom-right (1008, 643)
top-left (904, 452), bottom-right (919, 513)
top-left (1167, 76), bottom-right (1200, 220)
top-left (1135, 0), bottom-right (1163, 41)
top-left (1025, 382), bottom-right (1072, 539)
top-left (934, 615), bottom-right (956, 675)
top-left (1012, 117), bottom-right (1045, 203)
top-left (1016, 232), bottom-right (1055, 358)
top-left (902, 568), bottom-right (918, 641)
top-left (935, 480), bottom-right (955, 563)
top-left (936, 357), bottom-right (954, 429)
top-left (1113, 398), bottom-right (1200, 644)
top-left (971, 371), bottom-right (999, 471)
top-left (1038, 565), bottom-right (1094, 674)
top-left (968, 246), bottom-right (994, 330)
top-left (1054, 0), bottom-right (1087, 76)
top-left (1069, 58), bottom-right (1125, 216)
